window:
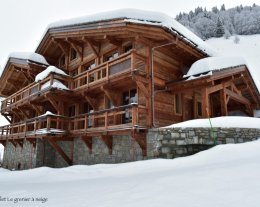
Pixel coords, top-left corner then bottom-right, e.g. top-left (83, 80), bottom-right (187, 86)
top-left (123, 89), bottom-right (137, 105)
top-left (197, 102), bottom-right (202, 117)
top-left (70, 48), bottom-right (77, 61)
top-left (122, 89), bottom-right (137, 124)
top-left (104, 51), bottom-right (119, 62)
top-left (59, 54), bottom-right (66, 67)
top-left (83, 102), bottom-right (93, 114)
top-left (123, 43), bottom-right (133, 53)
top-left (69, 105), bottom-right (75, 117)
top-left (83, 60), bottom-right (96, 71)
top-left (175, 94), bottom-right (181, 114)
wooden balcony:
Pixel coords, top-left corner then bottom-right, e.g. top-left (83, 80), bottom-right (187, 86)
top-left (71, 51), bottom-right (146, 91)
top-left (0, 113), bottom-right (69, 140)
top-left (1, 51), bottom-right (146, 114)
top-left (0, 104), bottom-right (147, 141)
top-left (1, 73), bottom-right (69, 114)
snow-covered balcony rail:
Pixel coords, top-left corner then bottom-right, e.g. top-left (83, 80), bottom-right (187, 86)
top-left (0, 113), bottom-right (69, 139)
top-left (1, 73), bottom-right (69, 113)
top-left (69, 103), bottom-right (147, 133)
top-left (71, 51), bottom-right (146, 90)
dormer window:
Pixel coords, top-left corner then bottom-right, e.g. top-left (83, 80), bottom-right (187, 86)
top-left (70, 48), bottom-right (77, 61)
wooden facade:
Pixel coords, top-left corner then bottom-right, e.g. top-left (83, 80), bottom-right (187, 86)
top-left (0, 17), bottom-right (259, 165)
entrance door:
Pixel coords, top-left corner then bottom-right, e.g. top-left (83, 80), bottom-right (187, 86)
top-left (184, 98), bottom-right (193, 121)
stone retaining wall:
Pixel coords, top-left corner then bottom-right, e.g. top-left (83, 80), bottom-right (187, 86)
top-left (2, 127), bottom-right (260, 170)
top-left (147, 127), bottom-right (260, 159)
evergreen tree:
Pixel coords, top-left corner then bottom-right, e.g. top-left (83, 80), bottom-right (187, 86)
top-left (215, 18), bottom-right (225, 37)
top-left (221, 4), bottom-right (226, 11)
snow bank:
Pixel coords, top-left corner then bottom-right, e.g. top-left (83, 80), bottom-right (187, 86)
top-left (46, 8), bottom-right (216, 56)
top-left (165, 116), bottom-right (260, 129)
top-left (1, 140), bottom-right (260, 207)
top-left (35, 66), bottom-right (68, 82)
top-left (41, 79), bottom-right (69, 91)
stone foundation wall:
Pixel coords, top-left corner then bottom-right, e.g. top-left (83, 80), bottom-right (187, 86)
top-left (3, 127), bottom-right (260, 169)
top-left (2, 135), bottom-right (146, 169)
top-left (148, 127), bottom-right (260, 159)
top-left (2, 141), bottom-right (37, 170)
top-left (73, 135), bottom-right (143, 165)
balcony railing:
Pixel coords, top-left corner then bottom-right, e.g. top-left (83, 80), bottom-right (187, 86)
top-left (69, 103), bottom-right (147, 133)
top-left (1, 51), bottom-right (146, 114)
top-left (70, 51), bottom-right (145, 90)
top-left (0, 104), bottom-right (147, 140)
top-left (0, 114), bottom-right (69, 139)
top-left (1, 74), bottom-right (69, 113)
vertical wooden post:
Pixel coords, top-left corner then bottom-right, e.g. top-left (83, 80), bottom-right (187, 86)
top-left (105, 112), bottom-right (108, 129)
top-left (47, 116), bottom-right (51, 130)
top-left (220, 89), bottom-right (228, 116)
top-left (202, 88), bottom-right (210, 118)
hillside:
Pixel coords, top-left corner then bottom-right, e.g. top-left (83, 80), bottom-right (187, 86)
top-left (176, 4), bottom-right (260, 40)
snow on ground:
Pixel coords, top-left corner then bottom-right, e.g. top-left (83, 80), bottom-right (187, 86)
top-left (165, 116), bottom-right (260, 129)
top-left (1, 140), bottom-right (260, 207)
top-left (206, 35), bottom-right (260, 91)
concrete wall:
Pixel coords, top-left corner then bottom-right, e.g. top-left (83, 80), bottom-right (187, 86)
top-left (148, 127), bottom-right (260, 159)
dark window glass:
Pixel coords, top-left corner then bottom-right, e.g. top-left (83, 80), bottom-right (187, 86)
top-left (197, 102), bottom-right (202, 116)
top-left (70, 48), bottom-right (77, 61)
top-left (124, 44), bottom-right (133, 53)
top-left (175, 94), bottom-right (181, 114)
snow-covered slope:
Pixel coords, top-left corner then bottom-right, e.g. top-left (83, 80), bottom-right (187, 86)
top-left (165, 116), bottom-right (260, 128)
top-left (206, 35), bottom-right (260, 89)
top-left (1, 140), bottom-right (260, 207)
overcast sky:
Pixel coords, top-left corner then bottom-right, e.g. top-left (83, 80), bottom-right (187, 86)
top-left (0, 0), bottom-right (259, 68)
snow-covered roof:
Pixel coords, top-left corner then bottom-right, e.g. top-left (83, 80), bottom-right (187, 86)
top-left (38, 111), bottom-right (57, 118)
top-left (0, 52), bottom-right (49, 77)
top-left (185, 56), bottom-right (247, 77)
top-left (41, 79), bottom-right (70, 91)
top-left (8, 52), bottom-right (49, 65)
top-left (45, 9), bottom-right (216, 56)
top-left (183, 56), bottom-right (260, 93)
top-left (35, 66), bottom-right (69, 82)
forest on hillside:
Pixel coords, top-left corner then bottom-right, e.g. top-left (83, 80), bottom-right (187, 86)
top-left (176, 4), bottom-right (260, 40)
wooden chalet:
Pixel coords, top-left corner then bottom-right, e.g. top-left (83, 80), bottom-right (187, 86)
top-left (0, 9), bottom-right (259, 167)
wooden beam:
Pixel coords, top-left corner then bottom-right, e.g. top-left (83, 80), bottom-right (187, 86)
top-left (52, 38), bottom-right (69, 56)
top-left (224, 88), bottom-right (250, 105)
top-left (101, 135), bottom-right (113, 155)
top-left (47, 138), bottom-right (73, 165)
top-left (81, 136), bottom-right (92, 154)
top-left (105, 35), bottom-right (122, 46)
top-left (66, 38), bottom-right (83, 57)
top-left (82, 37), bottom-right (99, 58)
top-left (83, 93), bottom-right (98, 110)
top-left (101, 86), bottom-right (121, 107)
top-left (45, 95), bottom-right (59, 112)
top-left (136, 81), bottom-right (149, 99)
top-left (30, 103), bottom-right (43, 115)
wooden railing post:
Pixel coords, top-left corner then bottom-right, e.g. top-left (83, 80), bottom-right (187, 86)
top-left (106, 63), bottom-right (109, 81)
top-left (84, 116), bottom-right (88, 130)
top-left (47, 116), bottom-right (51, 130)
top-left (105, 112), bottom-right (108, 129)
top-left (132, 107), bottom-right (137, 126)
